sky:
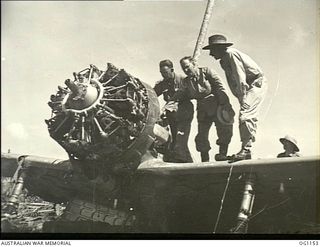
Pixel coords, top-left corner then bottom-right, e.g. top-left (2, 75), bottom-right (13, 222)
top-left (1, 0), bottom-right (319, 162)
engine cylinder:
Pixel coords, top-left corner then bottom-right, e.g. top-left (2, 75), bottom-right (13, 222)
top-left (46, 63), bottom-right (159, 169)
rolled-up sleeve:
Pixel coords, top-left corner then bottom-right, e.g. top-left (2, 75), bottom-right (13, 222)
top-left (153, 81), bottom-right (164, 96)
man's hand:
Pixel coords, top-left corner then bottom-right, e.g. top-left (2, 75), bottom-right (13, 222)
top-left (242, 102), bottom-right (250, 109)
top-left (216, 91), bottom-right (230, 106)
top-left (239, 96), bottom-right (250, 109)
top-left (163, 101), bottom-right (178, 112)
top-left (223, 103), bottom-right (235, 117)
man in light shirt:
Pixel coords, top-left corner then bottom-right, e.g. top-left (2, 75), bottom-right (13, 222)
top-left (203, 34), bottom-right (267, 161)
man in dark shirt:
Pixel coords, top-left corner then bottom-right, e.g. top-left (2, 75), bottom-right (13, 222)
top-left (154, 59), bottom-right (193, 162)
top-left (174, 56), bottom-right (234, 162)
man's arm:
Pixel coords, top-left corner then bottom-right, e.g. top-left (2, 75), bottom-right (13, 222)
top-left (205, 68), bottom-right (230, 105)
top-left (197, 78), bottom-right (212, 97)
top-left (228, 52), bottom-right (247, 102)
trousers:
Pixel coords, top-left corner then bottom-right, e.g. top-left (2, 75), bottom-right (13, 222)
top-left (195, 110), bottom-right (233, 153)
top-left (239, 80), bottom-right (267, 147)
top-left (167, 101), bottom-right (194, 163)
top-left (165, 110), bottom-right (178, 149)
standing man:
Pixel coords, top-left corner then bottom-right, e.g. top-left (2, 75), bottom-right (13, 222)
top-left (153, 59), bottom-right (194, 163)
top-left (174, 56), bottom-right (234, 162)
top-left (203, 34), bottom-right (268, 161)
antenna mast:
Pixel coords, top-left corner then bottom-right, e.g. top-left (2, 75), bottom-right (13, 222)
top-left (192, 0), bottom-right (215, 62)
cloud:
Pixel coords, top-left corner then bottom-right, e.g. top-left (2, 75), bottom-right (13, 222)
top-left (7, 123), bottom-right (29, 140)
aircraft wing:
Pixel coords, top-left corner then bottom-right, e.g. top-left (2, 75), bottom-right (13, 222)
top-left (135, 156), bottom-right (320, 233)
top-left (2, 153), bottom-right (319, 233)
top-left (1, 153), bottom-right (96, 204)
top-left (1, 153), bottom-right (71, 177)
top-left (137, 155), bottom-right (320, 177)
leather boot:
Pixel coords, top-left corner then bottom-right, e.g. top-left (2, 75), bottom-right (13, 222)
top-left (215, 145), bottom-right (229, 161)
top-left (201, 152), bottom-right (209, 162)
top-left (232, 149), bottom-right (251, 161)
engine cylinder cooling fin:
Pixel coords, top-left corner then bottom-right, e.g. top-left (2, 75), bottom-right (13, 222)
top-left (46, 63), bottom-right (159, 168)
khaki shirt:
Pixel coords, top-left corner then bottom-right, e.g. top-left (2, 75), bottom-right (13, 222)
top-left (220, 48), bottom-right (264, 100)
top-left (154, 73), bottom-right (194, 120)
top-left (153, 73), bottom-right (184, 102)
top-left (173, 67), bottom-right (230, 114)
